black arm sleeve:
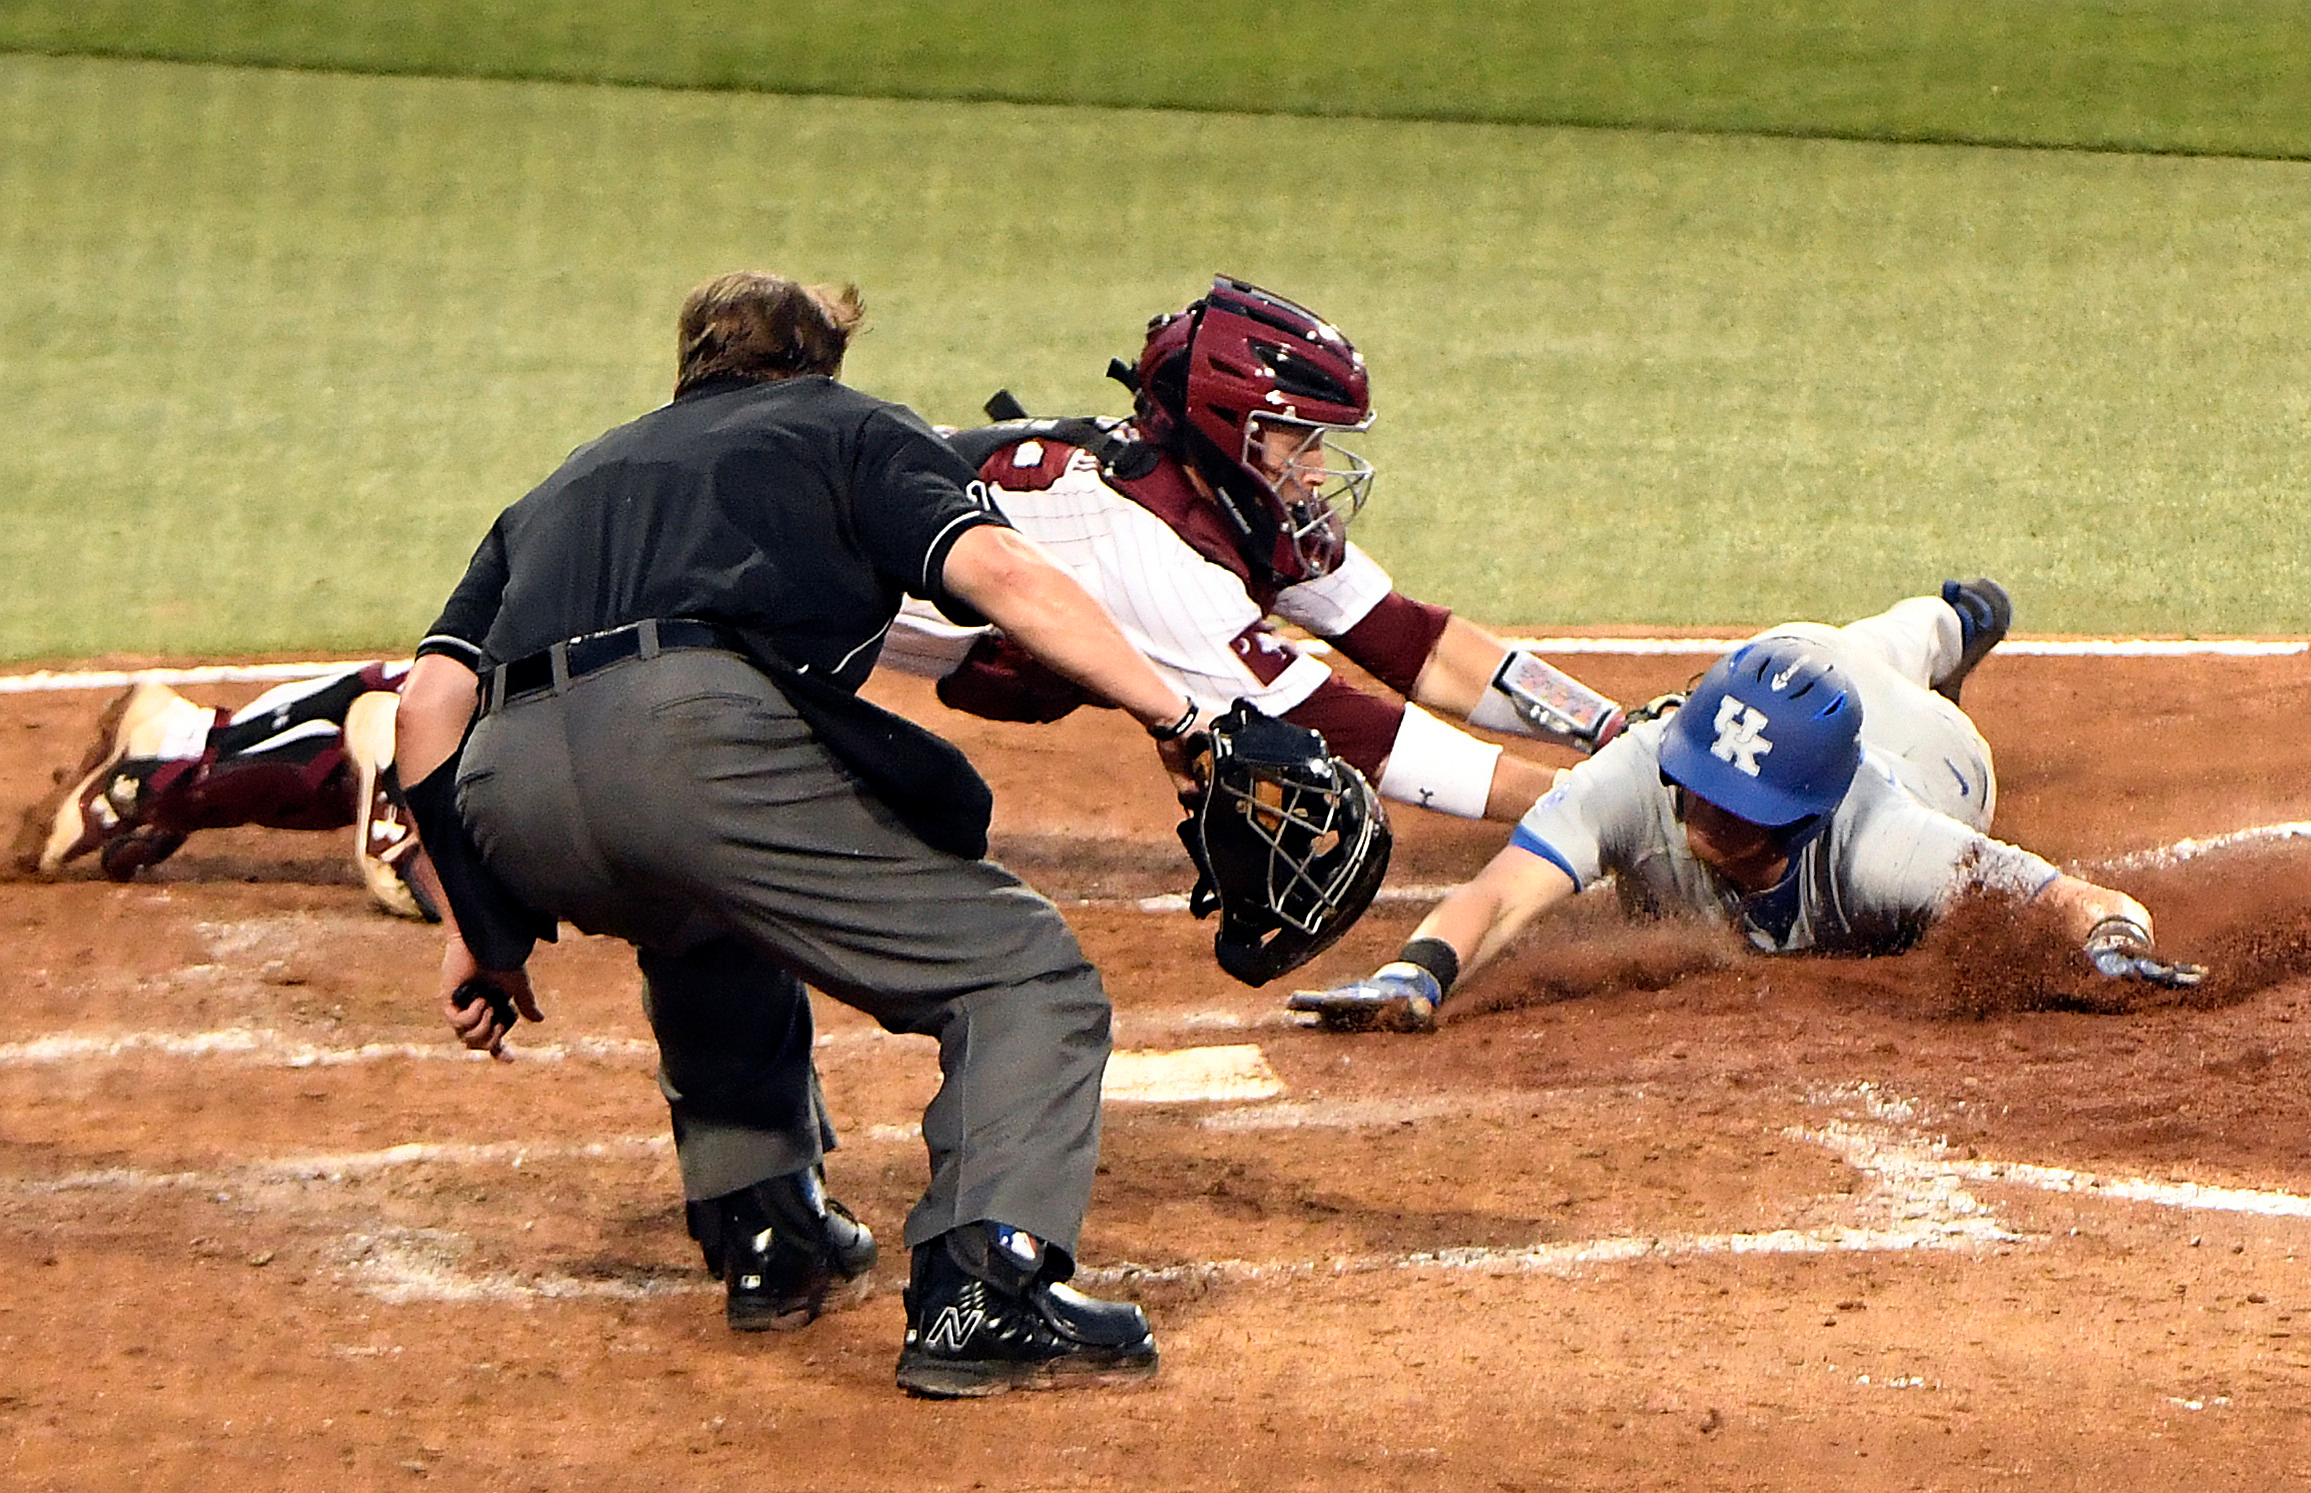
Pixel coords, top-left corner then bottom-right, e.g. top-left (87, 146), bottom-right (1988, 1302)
top-left (400, 748), bottom-right (558, 972)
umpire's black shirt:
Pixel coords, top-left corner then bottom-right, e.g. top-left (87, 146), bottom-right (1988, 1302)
top-left (419, 375), bottom-right (1004, 691)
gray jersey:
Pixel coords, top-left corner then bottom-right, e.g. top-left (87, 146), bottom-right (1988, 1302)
top-left (1508, 599), bottom-right (2059, 955)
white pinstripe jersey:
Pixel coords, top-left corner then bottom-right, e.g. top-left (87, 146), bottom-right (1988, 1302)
top-left (888, 442), bottom-right (1393, 718)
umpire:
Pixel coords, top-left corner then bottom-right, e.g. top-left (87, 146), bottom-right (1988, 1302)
top-left (395, 271), bottom-right (1201, 1399)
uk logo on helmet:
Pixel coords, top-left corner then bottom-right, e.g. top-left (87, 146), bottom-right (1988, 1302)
top-left (1709, 696), bottom-right (1774, 777)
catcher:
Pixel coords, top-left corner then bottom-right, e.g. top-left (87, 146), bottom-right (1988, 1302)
top-left (13, 661), bottom-right (433, 919)
top-left (881, 275), bottom-right (1624, 827)
top-left (1290, 579), bottom-right (2209, 1032)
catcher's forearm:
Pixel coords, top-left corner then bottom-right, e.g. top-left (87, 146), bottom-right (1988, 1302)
top-left (1409, 615), bottom-right (1518, 718)
top-left (1415, 617), bottom-right (1620, 742)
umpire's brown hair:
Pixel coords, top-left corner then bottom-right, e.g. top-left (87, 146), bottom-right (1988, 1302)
top-left (675, 272), bottom-right (865, 394)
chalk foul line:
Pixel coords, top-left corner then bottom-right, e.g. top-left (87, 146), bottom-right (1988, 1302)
top-left (2089, 821), bottom-right (2311, 873)
top-left (0, 1028), bottom-right (659, 1069)
top-left (343, 1228), bottom-right (713, 1305)
top-left (20, 1135), bottom-right (675, 1196)
top-left (3, 633), bottom-right (2303, 697)
top-left (16, 1080), bottom-right (2311, 1304)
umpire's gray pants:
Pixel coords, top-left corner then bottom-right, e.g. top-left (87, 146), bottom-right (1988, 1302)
top-left (457, 647), bottom-right (1112, 1261)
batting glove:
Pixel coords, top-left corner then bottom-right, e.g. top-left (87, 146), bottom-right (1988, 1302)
top-left (2083, 917), bottom-right (2206, 990)
top-left (1286, 962), bottom-right (1444, 1034)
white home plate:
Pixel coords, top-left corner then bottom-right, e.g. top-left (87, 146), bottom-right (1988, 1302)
top-left (1104, 1044), bottom-right (1283, 1103)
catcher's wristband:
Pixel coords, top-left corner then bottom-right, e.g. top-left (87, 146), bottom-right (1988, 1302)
top-left (1396, 936), bottom-right (1461, 998)
top-left (1471, 649), bottom-right (1622, 751)
top-left (1148, 701), bottom-right (1201, 742)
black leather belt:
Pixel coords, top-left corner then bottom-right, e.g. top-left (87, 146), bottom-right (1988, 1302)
top-left (480, 618), bottom-right (745, 714)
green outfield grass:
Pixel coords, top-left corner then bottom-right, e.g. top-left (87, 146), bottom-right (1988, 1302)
top-left (4, 0), bottom-right (2308, 158)
top-left (2, 53), bottom-right (2307, 661)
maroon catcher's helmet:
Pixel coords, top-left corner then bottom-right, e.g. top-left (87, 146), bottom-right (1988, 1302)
top-left (1126, 277), bottom-right (1375, 582)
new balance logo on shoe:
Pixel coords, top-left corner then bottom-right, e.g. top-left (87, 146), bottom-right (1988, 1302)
top-left (923, 1300), bottom-right (987, 1354)
top-left (896, 1231), bottom-right (1159, 1399)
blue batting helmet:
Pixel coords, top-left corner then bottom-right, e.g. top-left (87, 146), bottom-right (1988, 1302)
top-left (1657, 638), bottom-right (1862, 827)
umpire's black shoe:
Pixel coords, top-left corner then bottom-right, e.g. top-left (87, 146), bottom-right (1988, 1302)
top-left (1936, 577), bottom-right (2012, 705)
top-left (895, 1224), bottom-right (1159, 1399)
top-left (700, 1167), bottom-right (877, 1333)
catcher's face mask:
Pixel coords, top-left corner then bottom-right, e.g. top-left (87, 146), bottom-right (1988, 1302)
top-left (1242, 414), bottom-right (1375, 581)
top-left (1177, 702), bottom-right (1393, 986)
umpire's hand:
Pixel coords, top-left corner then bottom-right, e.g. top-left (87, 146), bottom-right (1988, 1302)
top-left (437, 936), bottom-right (543, 1061)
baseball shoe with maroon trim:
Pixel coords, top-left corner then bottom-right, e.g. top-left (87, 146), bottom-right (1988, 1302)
top-left (342, 690), bottom-right (435, 920)
top-left (10, 683), bottom-right (212, 877)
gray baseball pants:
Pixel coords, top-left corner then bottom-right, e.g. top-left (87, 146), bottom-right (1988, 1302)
top-left (1761, 594), bottom-right (1996, 830)
top-left (456, 646), bottom-right (1112, 1261)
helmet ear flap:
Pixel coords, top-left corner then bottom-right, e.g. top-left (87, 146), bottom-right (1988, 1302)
top-left (1176, 702), bottom-right (1393, 986)
top-left (1130, 307), bottom-right (1199, 449)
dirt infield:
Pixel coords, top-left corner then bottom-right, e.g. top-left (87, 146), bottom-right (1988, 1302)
top-left (5, 644), bottom-right (2311, 1492)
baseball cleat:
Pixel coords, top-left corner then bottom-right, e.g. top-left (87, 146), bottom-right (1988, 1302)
top-left (706, 1167), bottom-right (877, 1333)
top-left (342, 690), bottom-right (435, 920)
top-left (10, 683), bottom-right (211, 877)
top-left (895, 1225), bottom-right (1157, 1398)
top-left (1936, 577), bottom-right (2011, 705)
top-left (95, 820), bottom-right (189, 881)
